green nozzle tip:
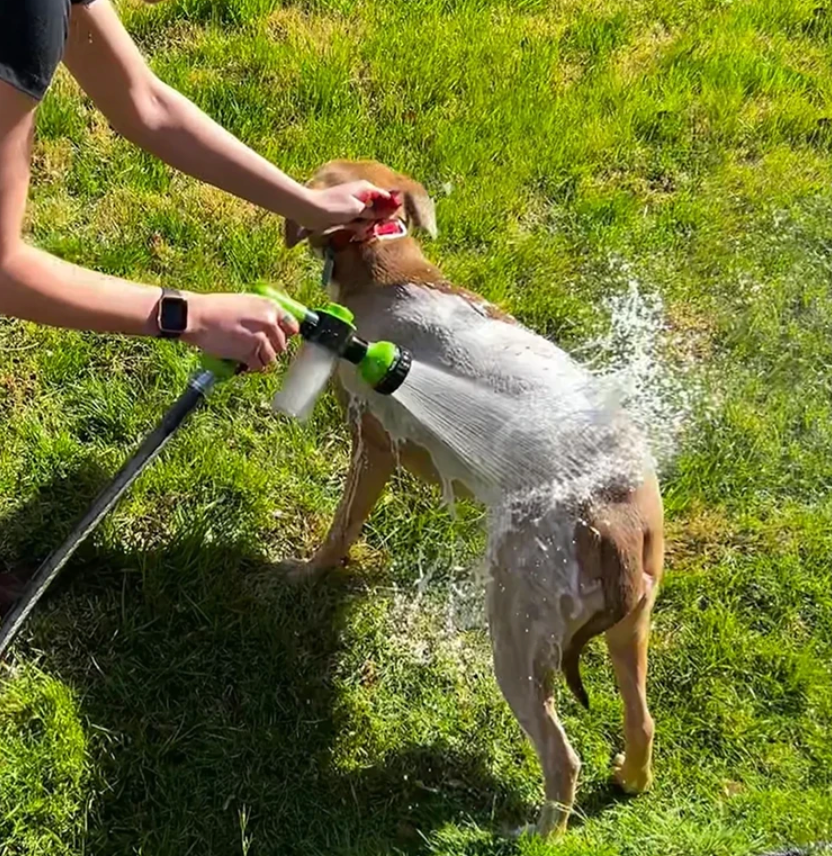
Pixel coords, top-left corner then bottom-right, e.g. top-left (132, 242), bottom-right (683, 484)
top-left (359, 341), bottom-right (411, 394)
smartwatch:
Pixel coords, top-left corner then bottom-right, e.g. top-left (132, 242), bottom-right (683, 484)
top-left (156, 288), bottom-right (188, 339)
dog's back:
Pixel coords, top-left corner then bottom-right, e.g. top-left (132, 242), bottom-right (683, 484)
top-left (336, 281), bottom-right (650, 505)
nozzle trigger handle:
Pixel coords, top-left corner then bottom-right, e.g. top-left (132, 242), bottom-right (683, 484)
top-left (199, 353), bottom-right (243, 381)
top-left (198, 284), bottom-right (313, 382)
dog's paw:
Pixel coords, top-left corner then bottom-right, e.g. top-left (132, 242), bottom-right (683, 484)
top-left (504, 802), bottom-right (569, 840)
top-left (507, 823), bottom-right (537, 840)
top-left (536, 801), bottom-right (570, 838)
top-left (612, 753), bottom-right (653, 795)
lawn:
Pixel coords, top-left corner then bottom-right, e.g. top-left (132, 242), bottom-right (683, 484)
top-left (2, 0), bottom-right (832, 853)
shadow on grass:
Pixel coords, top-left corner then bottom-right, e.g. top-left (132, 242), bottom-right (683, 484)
top-left (568, 780), bottom-right (634, 828)
top-left (0, 459), bottom-right (114, 612)
top-left (0, 463), bottom-right (533, 855)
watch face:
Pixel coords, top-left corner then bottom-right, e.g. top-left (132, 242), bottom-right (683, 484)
top-left (160, 295), bottom-right (188, 334)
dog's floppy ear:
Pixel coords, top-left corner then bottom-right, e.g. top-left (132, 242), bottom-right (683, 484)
top-left (284, 218), bottom-right (307, 249)
top-left (400, 179), bottom-right (438, 238)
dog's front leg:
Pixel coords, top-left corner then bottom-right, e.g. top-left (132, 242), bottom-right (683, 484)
top-left (283, 413), bottom-right (397, 580)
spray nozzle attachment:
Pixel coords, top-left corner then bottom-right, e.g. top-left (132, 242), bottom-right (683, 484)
top-left (199, 284), bottom-right (411, 397)
top-left (199, 283), bottom-right (411, 420)
top-left (359, 340), bottom-right (412, 394)
top-left (253, 284), bottom-right (411, 396)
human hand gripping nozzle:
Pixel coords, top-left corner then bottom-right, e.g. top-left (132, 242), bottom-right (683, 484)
top-left (0, 284), bottom-right (411, 658)
top-left (200, 283), bottom-right (412, 420)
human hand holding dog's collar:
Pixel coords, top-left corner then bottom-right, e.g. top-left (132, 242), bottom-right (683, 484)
top-left (296, 181), bottom-right (395, 234)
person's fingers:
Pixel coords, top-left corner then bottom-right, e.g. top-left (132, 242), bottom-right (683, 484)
top-left (277, 309), bottom-right (299, 338)
top-left (354, 180), bottom-right (388, 198)
top-left (248, 334), bottom-right (277, 372)
top-left (350, 183), bottom-right (389, 219)
top-left (264, 318), bottom-right (288, 356)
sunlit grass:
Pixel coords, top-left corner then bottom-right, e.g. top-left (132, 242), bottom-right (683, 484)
top-left (2, 0), bottom-right (831, 853)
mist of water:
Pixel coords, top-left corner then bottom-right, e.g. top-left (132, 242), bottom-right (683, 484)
top-left (380, 272), bottom-right (705, 658)
top-left (574, 268), bottom-right (704, 473)
top-left (392, 360), bottom-right (633, 493)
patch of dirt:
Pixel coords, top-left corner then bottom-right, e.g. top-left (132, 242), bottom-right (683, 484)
top-left (265, 8), bottom-right (363, 51)
top-left (664, 504), bottom-right (761, 570)
top-left (613, 22), bottom-right (675, 84)
top-left (665, 302), bottom-right (716, 363)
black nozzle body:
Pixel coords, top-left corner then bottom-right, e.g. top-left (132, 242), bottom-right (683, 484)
top-left (300, 310), bottom-right (368, 366)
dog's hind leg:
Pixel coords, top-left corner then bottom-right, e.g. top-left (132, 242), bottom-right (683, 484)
top-left (488, 583), bottom-right (580, 838)
top-left (605, 579), bottom-right (659, 794)
top-left (284, 413), bottom-right (396, 578)
top-left (605, 499), bottom-right (663, 794)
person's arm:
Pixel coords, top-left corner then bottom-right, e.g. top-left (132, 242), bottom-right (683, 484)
top-left (0, 80), bottom-right (296, 369)
top-left (63, 0), bottom-right (386, 233)
top-left (0, 81), bottom-right (161, 334)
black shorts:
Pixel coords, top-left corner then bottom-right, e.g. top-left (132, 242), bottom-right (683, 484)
top-left (0, 0), bottom-right (96, 102)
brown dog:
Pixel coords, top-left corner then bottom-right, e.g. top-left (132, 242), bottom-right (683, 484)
top-left (281, 160), bottom-right (665, 837)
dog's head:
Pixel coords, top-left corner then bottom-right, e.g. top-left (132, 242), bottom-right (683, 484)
top-left (283, 160), bottom-right (437, 250)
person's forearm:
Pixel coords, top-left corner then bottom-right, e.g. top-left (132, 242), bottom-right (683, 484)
top-left (0, 244), bottom-right (162, 336)
top-left (126, 79), bottom-right (316, 222)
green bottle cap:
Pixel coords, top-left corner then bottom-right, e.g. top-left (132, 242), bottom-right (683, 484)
top-left (317, 302), bottom-right (355, 327)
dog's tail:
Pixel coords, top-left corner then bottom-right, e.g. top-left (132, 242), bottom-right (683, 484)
top-left (561, 613), bottom-right (613, 709)
top-left (562, 513), bottom-right (648, 710)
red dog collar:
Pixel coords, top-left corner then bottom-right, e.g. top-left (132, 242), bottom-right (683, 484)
top-left (320, 191), bottom-right (407, 286)
top-left (326, 216), bottom-right (408, 251)
top-left (321, 218), bottom-right (409, 287)
top-left (372, 218), bottom-right (409, 239)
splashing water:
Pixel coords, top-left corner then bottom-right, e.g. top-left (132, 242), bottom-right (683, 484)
top-left (382, 286), bottom-right (686, 508)
top-left (370, 272), bottom-right (703, 659)
top-left (574, 269), bottom-right (702, 472)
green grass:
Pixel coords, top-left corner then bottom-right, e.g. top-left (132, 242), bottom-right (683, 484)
top-left (2, 0), bottom-right (832, 852)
